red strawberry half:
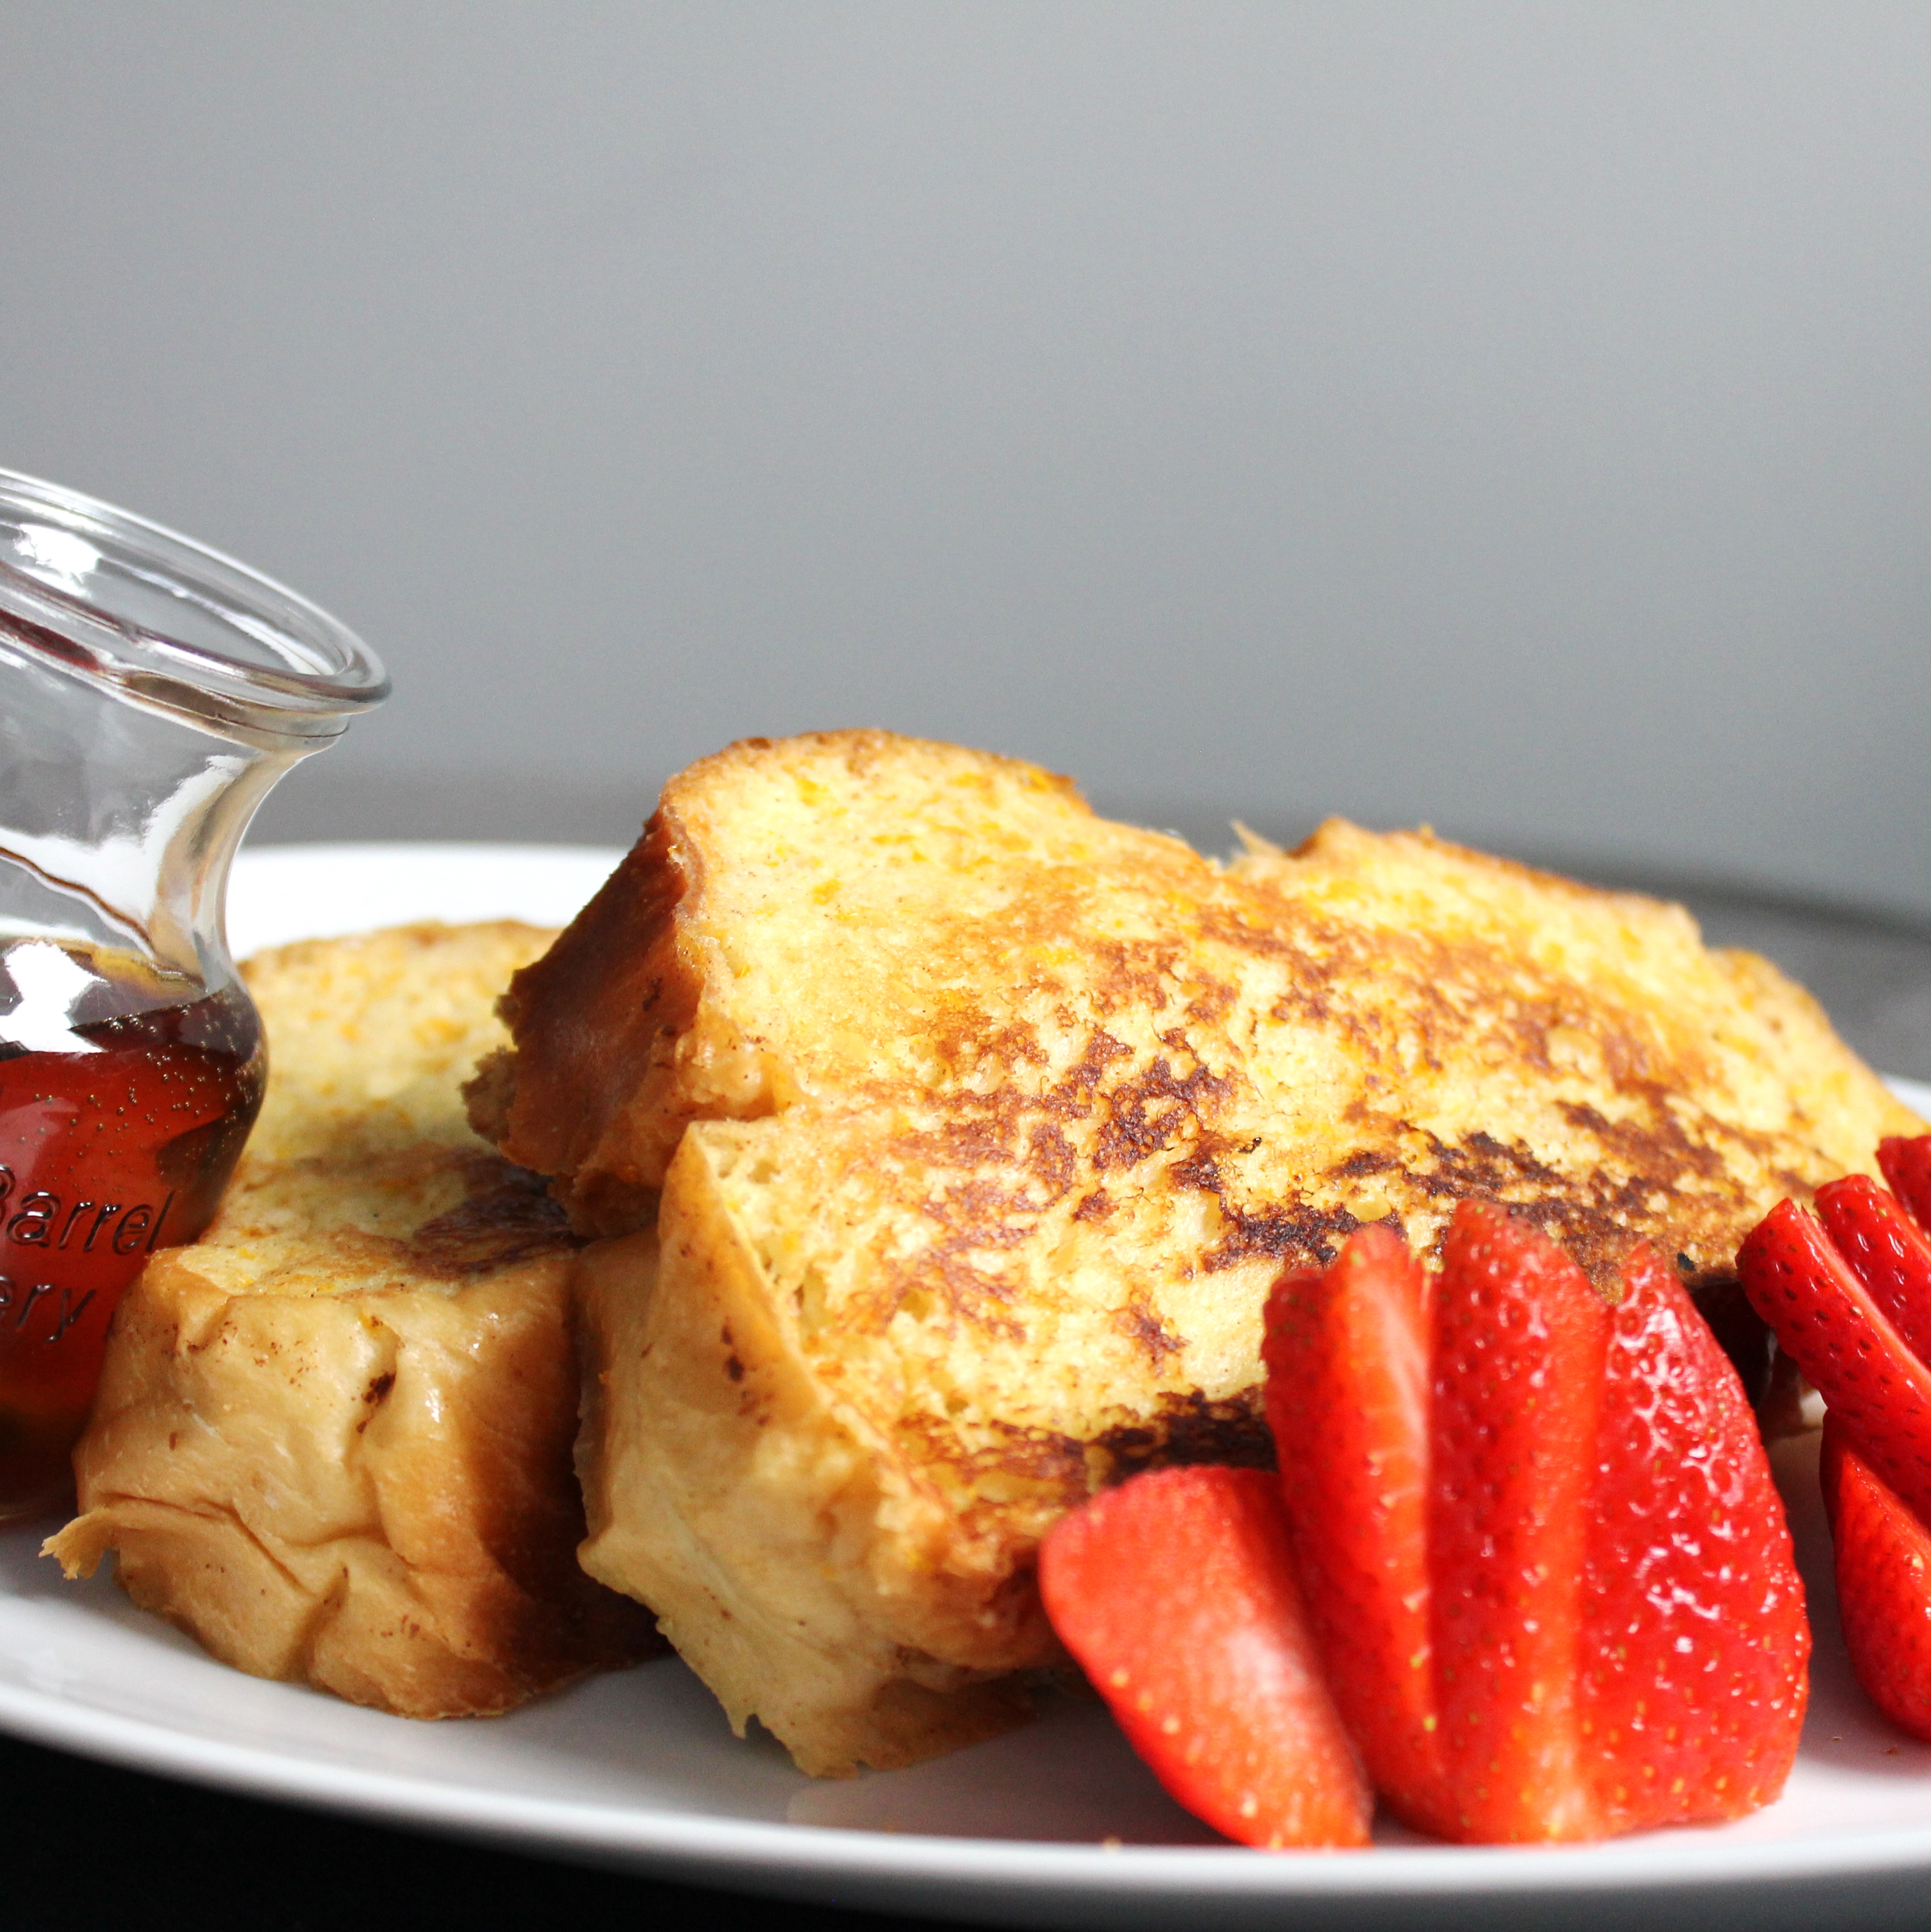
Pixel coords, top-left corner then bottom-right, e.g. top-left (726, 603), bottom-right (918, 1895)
top-left (1815, 1173), bottom-right (1931, 1367)
top-left (1263, 1227), bottom-right (1440, 1829)
top-left (1427, 1203), bottom-right (1607, 1841)
top-left (1821, 1414), bottom-right (1931, 1742)
top-left (1583, 1244), bottom-right (1810, 1831)
top-left (1739, 1197), bottom-right (1931, 1528)
top-left (1878, 1135), bottom-right (1931, 1237)
top-left (1038, 1464), bottom-right (1372, 1849)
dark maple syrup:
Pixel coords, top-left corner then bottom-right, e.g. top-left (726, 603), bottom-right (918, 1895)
top-left (0, 937), bottom-right (263, 1515)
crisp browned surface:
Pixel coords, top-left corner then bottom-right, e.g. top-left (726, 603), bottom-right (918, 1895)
top-left (484, 735), bottom-right (1913, 1280)
top-left (486, 729), bottom-right (1921, 1771)
top-left (49, 923), bottom-right (659, 1718)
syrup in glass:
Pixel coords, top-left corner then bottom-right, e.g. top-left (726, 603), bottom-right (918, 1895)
top-left (0, 937), bottom-right (263, 1514)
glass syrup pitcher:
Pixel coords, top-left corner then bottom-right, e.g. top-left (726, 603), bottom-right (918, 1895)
top-left (0, 468), bottom-right (387, 1515)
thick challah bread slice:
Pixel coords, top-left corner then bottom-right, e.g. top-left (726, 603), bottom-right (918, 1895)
top-left (474, 730), bottom-right (1918, 1772)
top-left (49, 923), bottom-right (659, 1717)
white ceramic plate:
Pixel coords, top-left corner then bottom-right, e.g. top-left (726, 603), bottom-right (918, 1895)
top-left (5, 842), bottom-right (1930, 1931)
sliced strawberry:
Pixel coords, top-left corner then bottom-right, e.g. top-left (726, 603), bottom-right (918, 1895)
top-left (1038, 1465), bottom-right (1372, 1849)
top-left (1821, 1414), bottom-right (1931, 1742)
top-left (1262, 1227), bottom-right (1441, 1829)
top-left (1743, 1184), bottom-right (1931, 1743)
top-left (1582, 1244), bottom-right (1809, 1831)
top-left (1878, 1135), bottom-right (1931, 1236)
top-left (1428, 1201), bottom-right (1608, 1841)
top-left (1815, 1173), bottom-right (1931, 1366)
top-left (1271, 1206), bottom-right (1808, 1845)
top-left (1739, 1199), bottom-right (1931, 1526)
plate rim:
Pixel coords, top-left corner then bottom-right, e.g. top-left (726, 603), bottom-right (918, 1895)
top-left (8, 1660), bottom-right (1931, 1905)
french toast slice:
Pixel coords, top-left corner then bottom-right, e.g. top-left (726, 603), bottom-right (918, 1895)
top-left (49, 922), bottom-right (659, 1717)
top-left (242, 919), bottom-right (552, 1164)
top-left (475, 731), bottom-right (1921, 1772)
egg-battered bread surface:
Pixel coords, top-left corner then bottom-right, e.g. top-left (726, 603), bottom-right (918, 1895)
top-left (48, 922), bottom-right (658, 1718)
top-left (472, 730), bottom-right (1920, 1773)
top-left (242, 920), bottom-right (558, 1163)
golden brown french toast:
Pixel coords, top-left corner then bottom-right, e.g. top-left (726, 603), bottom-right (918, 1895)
top-left (242, 919), bottom-right (556, 1163)
top-left (474, 731), bottom-right (1920, 1772)
top-left (49, 922), bottom-right (659, 1717)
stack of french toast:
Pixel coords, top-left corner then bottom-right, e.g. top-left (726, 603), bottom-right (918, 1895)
top-left (49, 730), bottom-right (1923, 1768)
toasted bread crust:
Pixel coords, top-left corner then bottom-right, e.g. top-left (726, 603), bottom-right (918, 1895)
top-left (469, 821), bottom-right (709, 1231)
top-left (470, 735), bottom-right (1092, 1232)
top-left (494, 731), bottom-right (1922, 1770)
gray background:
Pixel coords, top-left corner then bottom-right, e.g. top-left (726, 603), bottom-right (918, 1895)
top-left (2, 2), bottom-right (1928, 911)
